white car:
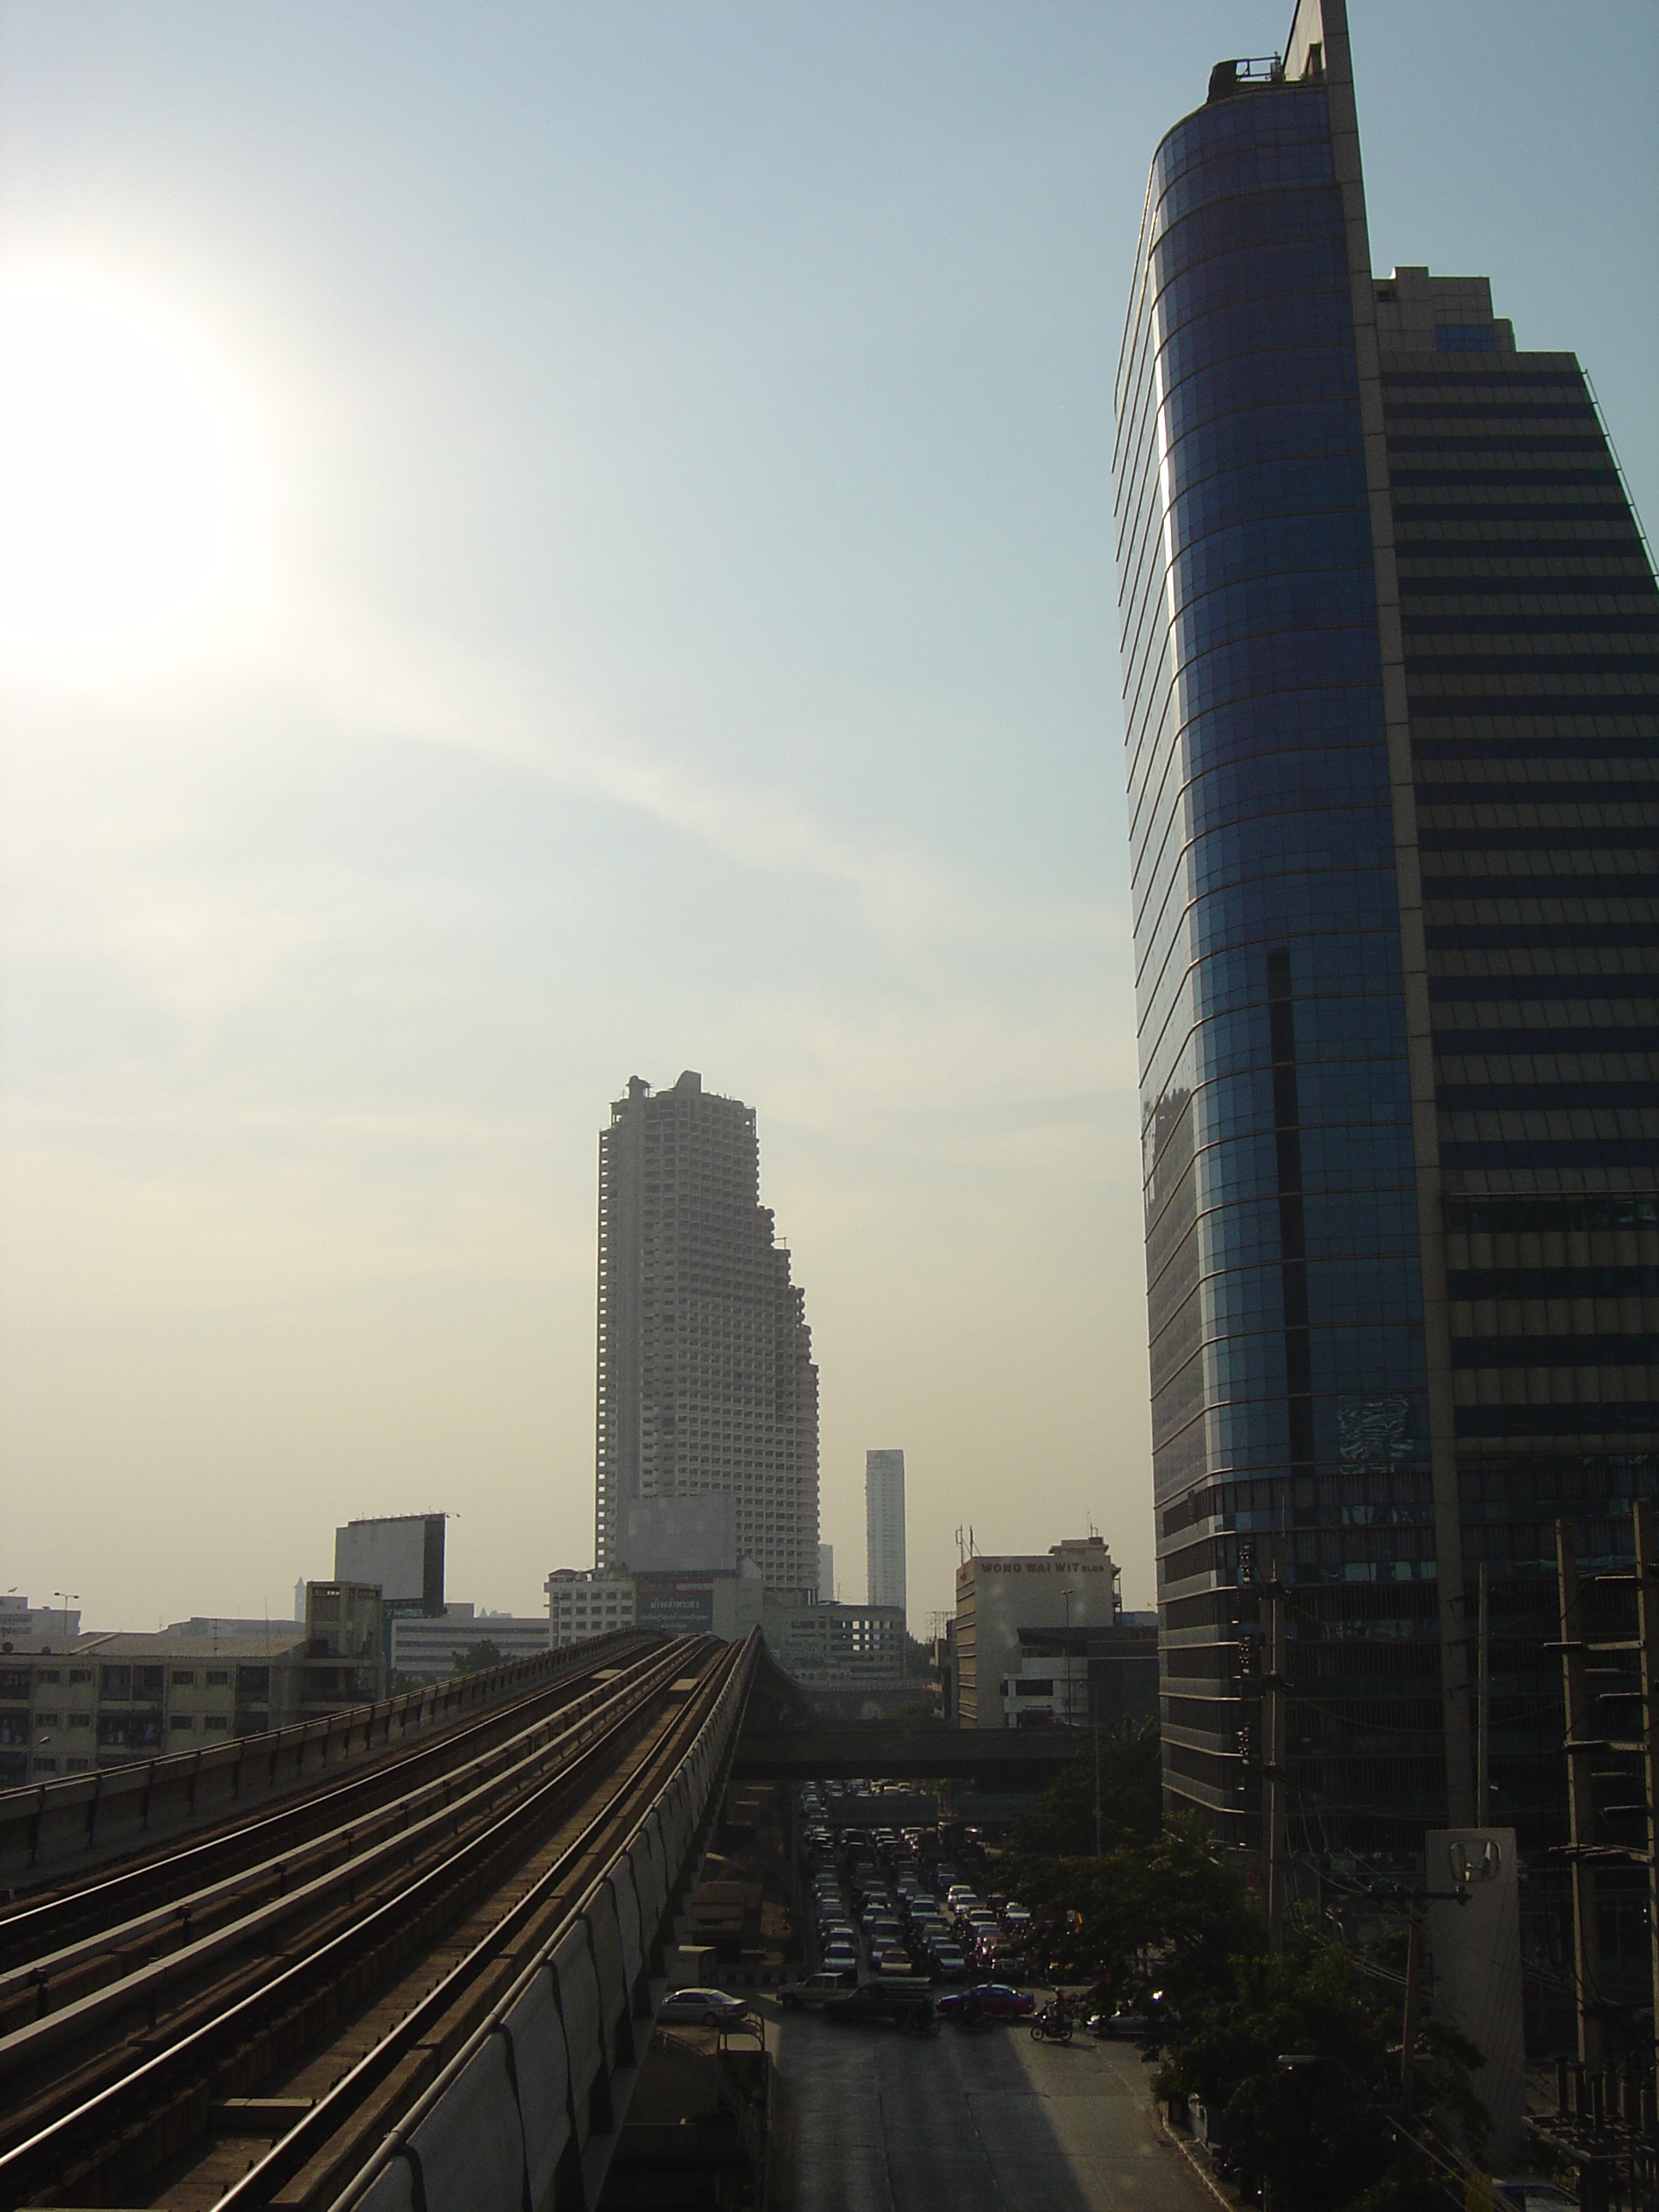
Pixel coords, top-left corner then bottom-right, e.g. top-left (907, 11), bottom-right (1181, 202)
top-left (660, 1988), bottom-right (753, 2028)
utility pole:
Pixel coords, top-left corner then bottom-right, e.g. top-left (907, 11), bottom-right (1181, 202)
top-left (1634, 1498), bottom-right (1659, 2061)
top-left (1556, 1519), bottom-right (1607, 2069)
top-left (1093, 1683), bottom-right (1103, 1858)
top-left (1400, 1889), bottom-right (1424, 2108)
top-left (1477, 1560), bottom-right (1491, 1825)
top-left (1265, 1545), bottom-right (1289, 1953)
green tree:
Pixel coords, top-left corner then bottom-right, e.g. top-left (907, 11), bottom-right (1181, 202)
top-left (1010, 1719), bottom-right (1162, 1854)
top-left (998, 1813), bottom-right (1261, 2008)
top-left (449, 1639), bottom-right (504, 1677)
top-left (1154, 1947), bottom-right (1487, 2212)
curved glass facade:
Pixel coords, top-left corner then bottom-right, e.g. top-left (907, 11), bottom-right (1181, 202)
top-left (1114, 76), bottom-right (1440, 1848)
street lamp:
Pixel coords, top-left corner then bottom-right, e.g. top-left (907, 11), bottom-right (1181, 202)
top-left (53, 1592), bottom-right (79, 1642)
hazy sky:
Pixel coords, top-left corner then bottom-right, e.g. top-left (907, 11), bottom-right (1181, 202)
top-left (2, 3), bottom-right (1654, 1635)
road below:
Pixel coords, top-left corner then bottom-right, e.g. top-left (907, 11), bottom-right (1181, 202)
top-left (767, 2005), bottom-right (1217, 2212)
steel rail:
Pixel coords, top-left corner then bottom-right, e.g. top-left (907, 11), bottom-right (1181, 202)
top-left (0, 1636), bottom-right (690, 2088)
top-left (219, 1637), bottom-right (742, 2212)
top-left (0, 1637), bottom-right (708, 2207)
top-left (0, 1631), bottom-right (650, 1972)
top-left (0, 1635), bottom-right (658, 2021)
top-left (326, 1630), bottom-right (759, 2212)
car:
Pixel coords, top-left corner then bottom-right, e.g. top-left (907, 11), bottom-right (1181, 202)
top-left (1493, 2187), bottom-right (1580, 2211)
top-left (1086, 2011), bottom-right (1149, 2040)
top-left (779, 1971), bottom-right (856, 2010)
top-left (930, 1946), bottom-right (967, 1982)
top-left (660, 1988), bottom-right (753, 2028)
top-left (935, 1983), bottom-right (1036, 2022)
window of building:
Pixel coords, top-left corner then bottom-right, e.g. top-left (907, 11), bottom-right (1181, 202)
top-left (133, 1665), bottom-right (165, 1702)
top-left (204, 1715), bottom-right (229, 1732)
top-left (206, 1669), bottom-right (229, 1688)
top-left (67, 1712), bottom-right (90, 1730)
top-left (33, 1756), bottom-right (57, 1774)
top-left (34, 1713), bottom-right (59, 1730)
top-left (0, 1669), bottom-right (30, 1699)
top-left (170, 1714), bottom-right (193, 1730)
top-left (68, 1668), bottom-right (92, 1685)
top-left (36, 1669), bottom-right (61, 1686)
top-left (66, 1756), bottom-right (90, 1772)
top-left (100, 1665), bottom-right (131, 1700)
top-left (171, 1670), bottom-right (195, 1688)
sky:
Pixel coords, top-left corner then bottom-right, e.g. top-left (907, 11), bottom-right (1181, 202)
top-left (1, 2), bottom-right (1654, 1636)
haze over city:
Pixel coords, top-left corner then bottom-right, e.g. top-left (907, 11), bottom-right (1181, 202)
top-left (2, 0), bottom-right (1654, 1637)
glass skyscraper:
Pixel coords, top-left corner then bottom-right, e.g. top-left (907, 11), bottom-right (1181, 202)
top-left (1115, 0), bottom-right (1657, 1902)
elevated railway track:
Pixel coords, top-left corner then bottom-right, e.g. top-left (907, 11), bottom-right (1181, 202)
top-left (0, 1628), bottom-right (760, 2212)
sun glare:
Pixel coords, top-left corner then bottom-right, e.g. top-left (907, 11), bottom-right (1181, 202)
top-left (0, 263), bottom-right (271, 686)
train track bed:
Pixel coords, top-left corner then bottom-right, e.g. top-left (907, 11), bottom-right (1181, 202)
top-left (0, 1633), bottom-right (651, 1967)
top-left (0, 1635), bottom-right (735, 2211)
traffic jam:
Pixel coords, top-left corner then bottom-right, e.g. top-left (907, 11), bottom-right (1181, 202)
top-left (774, 1782), bottom-right (1139, 2041)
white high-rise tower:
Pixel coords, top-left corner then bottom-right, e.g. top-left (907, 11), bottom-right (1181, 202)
top-left (864, 1449), bottom-right (905, 1625)
top-left (594, 1070), bottom-right (819, 1594)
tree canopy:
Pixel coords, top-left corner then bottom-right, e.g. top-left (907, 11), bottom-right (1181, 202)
top-left (1009, 1718), bottom-right (1162, 1855)
top-left (1154, 1947), bottom-right (1488, 2212)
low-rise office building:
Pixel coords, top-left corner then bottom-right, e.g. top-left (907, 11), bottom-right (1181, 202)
top-left (0, 1584), bottom-right (389, 1787)
top-left (299, 1582), bottom-right (387, 1715)
top-left (998, 1623), bottom-right (1160, 1730)
top-left (954, 1535), bottom-right (1121, 1730)
top-left (546, 1570), bottom-right (637, 1646)
top-left (390, 1605), bottom-right (550, 1680)
top-left (0, 1630), bottom-right (310, 1786)
top-left (760, 1598), bottom-right (905, 1688)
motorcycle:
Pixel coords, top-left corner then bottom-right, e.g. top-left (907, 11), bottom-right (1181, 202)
top-left (1030, 2005), bottom-right (1074, 2045)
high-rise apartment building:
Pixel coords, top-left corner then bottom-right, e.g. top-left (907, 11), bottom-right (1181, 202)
top-left (1115, 0), bottom-right (1656, 1864)
top-left (594, 1070), bottom-right (819, 1593)
top-left (864, 1449), bottom-right (907, 1623)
